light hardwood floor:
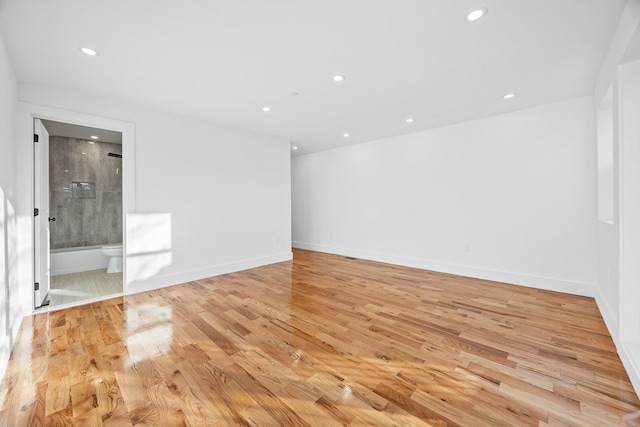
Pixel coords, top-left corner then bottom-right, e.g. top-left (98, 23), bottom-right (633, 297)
top-left (46, 269), bottom-right (123, 308)
top-left (1, 249), bottom-right (639, 426)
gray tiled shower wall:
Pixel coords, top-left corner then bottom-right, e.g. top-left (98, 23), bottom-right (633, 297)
top-left (49, 136), bottom-right (122, 249)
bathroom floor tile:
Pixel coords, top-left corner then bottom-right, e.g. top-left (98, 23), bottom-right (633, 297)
top-left (48, 269), bottom-right (123, 307)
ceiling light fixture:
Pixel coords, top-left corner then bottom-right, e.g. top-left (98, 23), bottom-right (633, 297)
top-left (406, 118), bottom-right (414, 123)
top-left (80, 47), bottom-right (98, 56)
top-left (262, 106), bottom-right (271, 112)
top-left (503, 92), bottom-right (516, 99)
top-left (292, 146), bottom-right (298, 150)
top-left (333, 75), bottom-right (345, 82)
top-left (467, 8), bottom-right (487, 21)
top-left (87, 141), bottom-right (95, 145)
top-left (90, 135), bottom-right (99, 139)
top-left (343, 133), bottom-right (350, 138)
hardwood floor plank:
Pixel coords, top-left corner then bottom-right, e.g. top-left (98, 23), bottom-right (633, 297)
top-left (0, 249), bottom-right (638, 426)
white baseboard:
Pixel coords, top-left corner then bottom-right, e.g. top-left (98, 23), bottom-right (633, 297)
top-left (292, 241), bottom-right (595, 297)
top-left (594, 286), bottom-right (620, 343)
top-left (127, 251), bottom-right (293, 294)
top-left (595, 288), bottom-right (640, 396)
top-left (619, 342), bottom-right (640, 397)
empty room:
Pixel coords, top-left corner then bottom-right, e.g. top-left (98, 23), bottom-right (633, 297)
top-left (1, 0), bottom-right (640, 425)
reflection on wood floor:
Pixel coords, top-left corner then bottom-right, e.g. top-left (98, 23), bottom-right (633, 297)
top-left (47, 269), bottom-right (123, 308)
top-left (2, 249), bottom-right (639, 426)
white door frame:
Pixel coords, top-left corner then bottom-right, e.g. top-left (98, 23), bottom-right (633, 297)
top-left (18, 103), bottom-right (135, 313)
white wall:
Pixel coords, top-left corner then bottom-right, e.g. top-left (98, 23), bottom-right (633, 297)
top-left (593, 0), bottom-right (640, 395)
top-left (596, 91), bottom-right (614, 223)
top-left (0, 30), bottom-right (18, 381)
top-left (16, 83), bottom-right (292, 297)
top-left (293, 96), bottom-right (598, 296)
top-left (618, 58), bottom-right (640, 394)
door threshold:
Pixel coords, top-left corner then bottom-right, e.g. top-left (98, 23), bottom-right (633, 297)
top-left (34, 292), bottom-right (125, 314)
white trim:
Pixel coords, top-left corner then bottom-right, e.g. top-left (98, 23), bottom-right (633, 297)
top-left (17, 102), bottom-right (135, 316)
top-left (292, 241), bottom-right (596, 297)
top-left (128, 251), bottom-right (293, 294)
top-left (596, 287), bottom-right (640, 395)
top-left (619, 342), bottom-right (640, 395)
top-left (34, 292), bottom-right (124, 314)
top-left (595, 285), bottom-right (620, 339)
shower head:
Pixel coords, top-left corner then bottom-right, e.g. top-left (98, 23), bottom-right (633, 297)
top-left (108, 153), bottom-right (122, 159)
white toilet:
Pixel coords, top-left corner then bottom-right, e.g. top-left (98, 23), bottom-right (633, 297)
top-left (102, 244), bottom-right (123, 273)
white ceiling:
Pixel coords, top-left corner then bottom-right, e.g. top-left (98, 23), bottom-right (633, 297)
top-left (0, 0), bottom-right (626, 155)
top-left (41, 120), bottom-right (122, 144)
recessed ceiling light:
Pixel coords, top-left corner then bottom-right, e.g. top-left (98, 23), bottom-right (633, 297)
top-left (292, 146), bottom-right (298, 150)
top-left (406, 118), bottom-right (414, 123)
top-left (87, 141), bottom-right (95, 145)
top-left (343, 133), bottom-right (350, 138)
top-left (262, 106), bottom-right (271, 112)
top-left (503, 92), bottom-right (516, 99)
top-left (82, 152), bottom-right (87, 155)
top-left (467, 8), bottom-right (487, 21)
top-left (90, 135), bottom-right (98, 139)
top-left (333, 75), bottom-right (345, 82)
top-left (80, 47), bottom-right (98, 56)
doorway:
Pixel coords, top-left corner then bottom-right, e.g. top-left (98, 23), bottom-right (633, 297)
top-left (34, 119), bottom-right (123, 308)
top-left (17, 102), bottom-right (135, 315)
top-left (33, 118), bottom-right (126, 310)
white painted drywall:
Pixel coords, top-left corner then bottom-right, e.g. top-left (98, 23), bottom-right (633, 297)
top-left (595, 0), bottom-right (640, 102)
top-left (292, 96), bottom-right (598, 296)
top-left (597, 90), bottom-right (614, 223)
top-left (0, 30), bottom-right (18, 382)
top-left (619, 59), bottom-right (640, 344)
top-left (593, 0), bottom-right (640, 395)
top-left (16, 84), bottom-right (292, 297)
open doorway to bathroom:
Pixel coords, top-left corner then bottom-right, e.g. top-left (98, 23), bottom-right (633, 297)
top-left (36, 119), bottom-right (124, 310)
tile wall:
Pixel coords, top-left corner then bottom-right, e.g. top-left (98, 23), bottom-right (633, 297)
top-left (49, 136), bottom-right (122, 249)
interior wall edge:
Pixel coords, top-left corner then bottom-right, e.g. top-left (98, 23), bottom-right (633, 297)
top-left (292, 242), bottom-right (596, 298)
top-left (126, 250), bottom-right (293, 295)
top-left (595, 284), bottom-right (620, 340)
top-left (594, 287), bottom-right (640, 396)
top-left (601, 284), bottom-right (640, 395)
top-left (619, 342), bottom-right (640, 396)
top-left (594, 0), bottom-right (640, 102)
